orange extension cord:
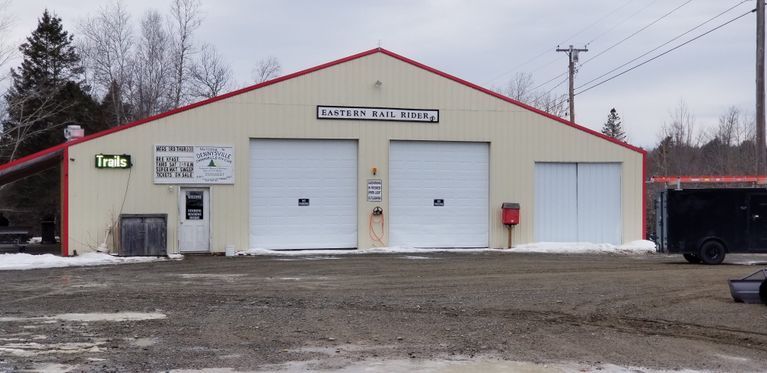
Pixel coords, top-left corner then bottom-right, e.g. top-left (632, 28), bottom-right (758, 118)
top-left (369, 211), bottom-right (385, 246)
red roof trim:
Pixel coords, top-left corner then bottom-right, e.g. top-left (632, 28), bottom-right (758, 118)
top-left (0, 46), bottom-right (644, 173)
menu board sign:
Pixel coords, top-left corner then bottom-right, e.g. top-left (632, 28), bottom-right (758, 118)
top-left (154, 145), bottom-right (234, 184)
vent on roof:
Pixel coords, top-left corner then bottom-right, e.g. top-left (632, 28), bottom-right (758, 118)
top-left (64, 124), bottom-right (84, 141)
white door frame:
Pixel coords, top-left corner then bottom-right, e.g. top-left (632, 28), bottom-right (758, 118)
top-left (178, 186), bottom-right (211, 252)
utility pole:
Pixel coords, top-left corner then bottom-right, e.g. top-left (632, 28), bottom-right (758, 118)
top-left (757, 0), bottom-right (765, 176)
top-left (557, 45), bottom-right (588, 123)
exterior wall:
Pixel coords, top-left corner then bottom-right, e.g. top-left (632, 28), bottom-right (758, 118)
top-left (66, 52), bottom-right (644, 254)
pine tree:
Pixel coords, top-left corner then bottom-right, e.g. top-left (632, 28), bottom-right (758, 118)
top-left (601, 108), bottom-right (626, 141)
top-left (2, 10), bottom-right (94, 160)
top-left (0, 10), bottom-right (105, 235)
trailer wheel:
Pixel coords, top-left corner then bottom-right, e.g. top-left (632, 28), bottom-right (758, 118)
top-left (683, 253), bottom-right (701, 264)
top-left (698, 241), bottom-right (726, 265)
top-left (760, 279), bottom-right (767, 305)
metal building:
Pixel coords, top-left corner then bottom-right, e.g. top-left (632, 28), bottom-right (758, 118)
top-left (0, 48), bottom-right (646, 256)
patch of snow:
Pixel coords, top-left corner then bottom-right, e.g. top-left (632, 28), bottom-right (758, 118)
top-left (237, 241), bottom-right (657, 256)
top-left (238, 247), bottom-right (499, 256)
top-left (513, 240), bottom-right (657, 254)
top-left (0, 312), bottom-right (167, 323)
top-left (0, 252), bottom-right (175, 271)
top-left (250, 357), bottom-right (705, 373)
top-left (401, 255), bottom-right (437, 260)
top-left (176, 273), bottom-right (245, 281)
top-left (27, 236), bottom-right (42, 244)
top-left (0, 341), bottom-right (104, 357)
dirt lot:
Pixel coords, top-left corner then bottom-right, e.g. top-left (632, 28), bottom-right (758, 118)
top-left (1, 252), bottom-right (767, 372)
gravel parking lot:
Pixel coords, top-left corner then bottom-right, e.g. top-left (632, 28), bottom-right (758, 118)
top-left (1, 252), bottom-right (767, 372)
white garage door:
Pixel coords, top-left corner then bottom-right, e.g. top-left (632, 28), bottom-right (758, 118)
top-left (389, 141), bottom-right (489, 248)
top-left (534, 163), bottom-right (622, 244)
top-left (249, 139), bottom-right (357, 249)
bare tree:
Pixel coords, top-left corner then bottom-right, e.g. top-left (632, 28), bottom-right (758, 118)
top-left (79, 0), bottom-right (134, 126)
top-left (167, 0), bottom-right (202, 108)
top-left (0, 0), bottom-right (15, 83)
top-left (532, 93), bottom-right (568, 118)
top-left (501, 72), bottom-right (534, 103)
top-left (2, 91), bottom-right (75, 160)
top-left (131, 9), bottom-right (171, 118)
top-left (495, 72), bottom-right (567, 117)
top-left (662, 100), bottom-right (697, 147)
top-left (188, 43), bottom-right (232, 99)
top-left (252, 56), bottom-right (281, 83)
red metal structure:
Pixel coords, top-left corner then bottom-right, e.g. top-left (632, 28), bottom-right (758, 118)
top-left (649, 176), bottom-right (767, 184)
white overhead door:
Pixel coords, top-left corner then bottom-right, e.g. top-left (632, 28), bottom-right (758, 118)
top-left (249, 139), bottom-right (357, 249)
top-left (534, 162), bottom-right (622, 244)
top-left (389, 141), bottom-right (489, 248)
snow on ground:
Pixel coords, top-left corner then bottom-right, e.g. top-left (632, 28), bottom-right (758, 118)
top-left (238, 241), bottom-right (657, 257)
top-left (0, 252), bottom-right (174, 271)
top-left (513, 240), bottom-right (657, 254)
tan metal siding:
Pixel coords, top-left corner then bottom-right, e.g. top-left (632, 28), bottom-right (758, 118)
top-left (67, 52), bottom-right (644, 253)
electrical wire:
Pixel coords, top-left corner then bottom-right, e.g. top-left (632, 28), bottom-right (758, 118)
top-left (575, 9), bottom-right (753, 96)
top-left (585, 0), bottom-right (661, 46)
top-left (531, 75), bottom-right (569, 104)
top-left (483, 0), bottom-right (634, 85)
top-left (580, 0), bottom-right (695, 66)
top-left (525, 0), bottom-right (680, 93)
top-left (528, 70), bottom-right (568, 93)
top-left (576, 0), bottom-right (751, 91)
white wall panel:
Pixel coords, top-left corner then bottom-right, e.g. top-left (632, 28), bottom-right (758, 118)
top-left (534, 163), bottom-right (578, 242)
top-left (577, 163), bottom-right (622, 244)
top-left (389, 141), bottom-right (488, 247)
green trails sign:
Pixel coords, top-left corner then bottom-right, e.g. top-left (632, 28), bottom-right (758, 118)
top-left (95, 154), bottom-right (132, 169)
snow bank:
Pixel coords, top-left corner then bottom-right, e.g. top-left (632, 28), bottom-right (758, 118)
top-left (513, 240), bottom-right (657, 254)
top-left (238, 241), bottom-right (657, 257)
top-left (0, 252), bottom-right (174, 271)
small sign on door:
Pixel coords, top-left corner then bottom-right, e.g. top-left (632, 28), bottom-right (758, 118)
top-left (186, 191), bottom-right (204, 220)
top-left (433, 199), bottom-right (445, 207)
top-left (298, 198), bottom-right (310, 206)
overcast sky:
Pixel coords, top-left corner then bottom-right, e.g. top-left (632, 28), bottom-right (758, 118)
top-left (2, 0), bottom-right (759, 148)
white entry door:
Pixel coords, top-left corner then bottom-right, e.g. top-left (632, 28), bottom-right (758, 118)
top-left (389, 141), bottom-right (489, 248)
top-left (178, 187), bottom-right (210, 252)
top-left (249, 139), bottom-right (358, 249)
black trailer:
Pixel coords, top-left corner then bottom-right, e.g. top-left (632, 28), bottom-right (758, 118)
top-left (656, 188), bottom-right (767, 264)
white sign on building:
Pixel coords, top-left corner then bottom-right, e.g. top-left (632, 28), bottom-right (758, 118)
top-left (317, 106), bottom-right (439, 123)
top-left (154, 145), bottom-right (234, 184)
top-left (367, 179), bottom-right (382, 202)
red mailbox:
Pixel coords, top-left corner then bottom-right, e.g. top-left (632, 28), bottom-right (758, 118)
top-left (501, 202), bottom-right (520, 225)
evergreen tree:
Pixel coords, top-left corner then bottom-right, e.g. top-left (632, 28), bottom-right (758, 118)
top-left (0, 10), bottom-right (106, 235)
top-left (2, 10), bottom-right (91, 160)
top-left (601, 108), bottom-right (626, 141)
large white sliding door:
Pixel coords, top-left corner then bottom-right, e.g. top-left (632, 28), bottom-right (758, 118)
top-left (535, 162), bottom-right (622, 244)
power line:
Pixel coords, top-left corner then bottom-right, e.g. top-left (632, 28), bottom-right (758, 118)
top-left (585, 0), bottom-right (660, 46)
top-left (575, 9), bottom-right (754, 96)
top-left (528, 70), bottom-right (567, 92)
top-left (531, 76), bottom-right (569, 104)
top-left (580, 0), bottom-right (695, 66)
top-left (483, 0), bottom-right (633, 85)
top-left (577, 0), bottom-right (750, 91)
